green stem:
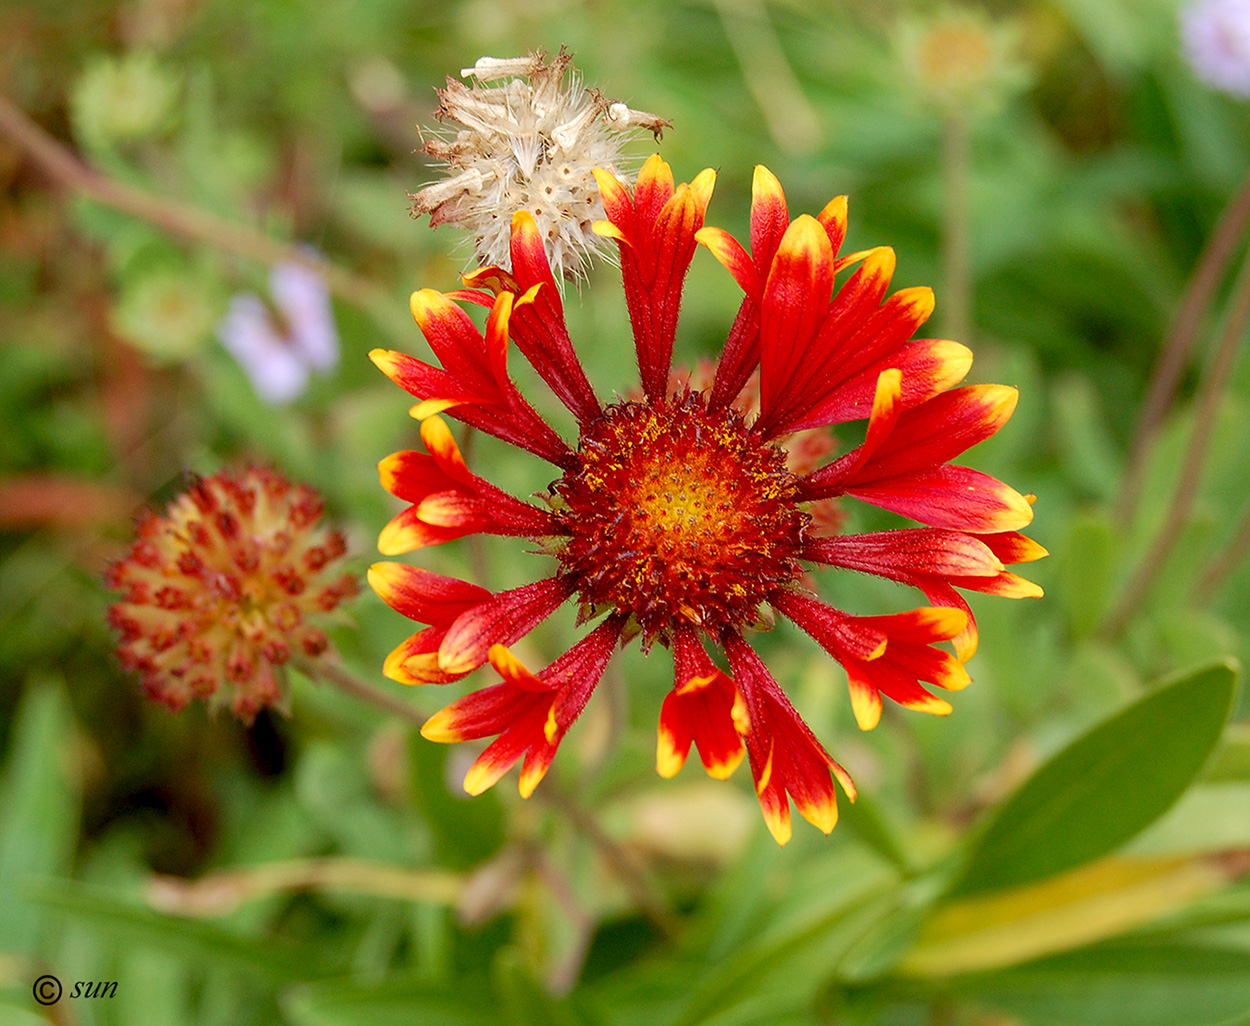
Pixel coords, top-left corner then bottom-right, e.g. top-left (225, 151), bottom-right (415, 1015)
top-left (0, 90), bottom-right (409, 341)
top-left (1192, 500), bottom-right (1250, 604)
top-left (299, 657), bottom-right (430, 726)
top-left (1102, 250), bottom-right (1250, 637)
top-left (1117, 167), bottom-right (1250, 524)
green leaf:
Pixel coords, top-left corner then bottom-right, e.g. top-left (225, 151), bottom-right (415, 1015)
top-left (284, 975), bottom-right (497, 1026)
top-left (958, 943), bottom-right (1250, 1026)
top-left (25, 880), bottom-right (340, 984)
top-left (0, 680), bottom-right (80, 955)
top-left (949, 659), bottom-right (1238, 897)
top-left (1051, 375), bottom-right (1122, 504)
top-left (666, 847), bottom-right (901, 1026)
top-left (493, 947), bottom-right (588, 1026)
top-left (407, 732), bottom-right (504, 871)
top-left (1057, 512), bottom-right (1119, 639)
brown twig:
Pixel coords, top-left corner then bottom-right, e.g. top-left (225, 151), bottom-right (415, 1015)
top-left (1117, 167), bottom-right (1250, 524)
top-left (534, 782), bottom-right (678, 940)
top-left (0, 90), bottom-right (410, 340)
top-left (1102, 250), bottom-right (1250, 637)
top-left (148, 857), bottom-right (463, 917)
top-left (1192, 500), bottom-right (1250, 604)
top-left (299, 657), bottom-right (430, 726)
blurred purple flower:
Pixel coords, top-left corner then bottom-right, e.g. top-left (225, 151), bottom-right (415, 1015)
top-left (1182, 0), bottom-right (1250, 97)
top-left (218, 254), bottom-right (339, 403)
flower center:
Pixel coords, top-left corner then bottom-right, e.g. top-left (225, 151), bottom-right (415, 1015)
top-left (554, 392), bottom-right (807, 642)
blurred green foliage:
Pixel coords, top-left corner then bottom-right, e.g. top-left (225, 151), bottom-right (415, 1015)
top-left (4, 0), bottom-right (1250, 1023)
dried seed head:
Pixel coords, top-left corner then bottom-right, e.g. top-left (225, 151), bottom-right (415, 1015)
top-left (410, 46), bottom-right (671, 281)
top-left (106, 466), bottom-right (359, 723)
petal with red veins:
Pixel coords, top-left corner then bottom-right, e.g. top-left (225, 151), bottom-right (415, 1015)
top-left (750, 165), bottom-right (791, 266)
top-left (437, 577), bottom-right (576, 676)
top-left (724, 634), bottom-right (855, 845)
top-left (797, 338), bottom-right (972, 429)
top-left (695, 227), bottom-right (761, 300)
top-left (847, 464), bottom-right (1035, 533)
top-left (757, 216), bottom-right (835, 430)
top-left (657, 630), bottom-right (747, 780)
top-left (863, 385), bottom-right (1019, 475)
top-left (367, 562), bottom-right (490, 625)
top-left (817, 194), bottom-right (848, 255)
top-left (804, 528), bottom-right (1004, 579)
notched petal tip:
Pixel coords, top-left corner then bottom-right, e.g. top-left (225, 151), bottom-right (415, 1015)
top-left (377, 515), bottom-right (426, 556)
top-left (421, 706), bottom-right (461, 743)
top-left (420, 414), bottom-right (469, 474)
top-left (463, 757), bottom-right (507, 796)
top-left (368, 347), bottom-right (397, 372)
top-left (763, 805), bottom-right (792, 847)
top-left (850, 682), bottom-right (883, 731)
top-left (409, 287), bottom-right (452, 325)
top-left (797, 796), bottom-right (839, 835)
top-left (591, 219), bottom-right (629, 243)
top-left (689, 167), bottom-right (717, 211)
top-left (778, 213), bottom-right (836, 264)
top-left (366, 561), bottom-right (404, 598)
top-left (518, 754), bottom-right (553, 798)
top-left (656, 729), bottom-right (687, 779)
top-left (488, 644), bottom-right (546, 691)
top-left (752, 164), bottom-right (785, 203)
top-left (510, 208), bottom-right (539, 232)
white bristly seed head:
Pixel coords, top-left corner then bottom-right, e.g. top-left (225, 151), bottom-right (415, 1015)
top-left (410, 47), bottom-right (671, 282)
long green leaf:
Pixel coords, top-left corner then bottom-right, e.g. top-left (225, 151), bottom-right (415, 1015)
top-left (960, 943), bottom-right (1250, 1026)
top-left (283, 975), bottom-right (498, 1026)
top-left (26, 879), bottom-right (340, 984)
top-left (950, 659), bottom-right (1238, 896)
top-left (0, 681), bottom-right (80, 955)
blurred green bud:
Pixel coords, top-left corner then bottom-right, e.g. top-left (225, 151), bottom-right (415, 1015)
top-left (112, 269), bottom-right (217, 363)
top-left (897, 8), bottom-right (1030, 118)
top-left (71, 51), bottom-right (180, 148)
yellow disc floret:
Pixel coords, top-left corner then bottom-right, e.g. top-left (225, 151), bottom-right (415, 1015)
top-left (555, 392), bottom-right (806, 642)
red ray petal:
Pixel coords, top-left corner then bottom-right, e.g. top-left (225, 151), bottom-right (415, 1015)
top-left (437, 576), bottom-right (575, 676)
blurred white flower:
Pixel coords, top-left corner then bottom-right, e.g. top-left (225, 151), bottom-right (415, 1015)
top-left (218, 255), bottom-right (339, 404)
top-left (1182, 0), bottom-right (1250, 97)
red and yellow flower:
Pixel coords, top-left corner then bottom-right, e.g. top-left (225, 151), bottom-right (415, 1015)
top-left (370, 156), bottom-right (1043, 844)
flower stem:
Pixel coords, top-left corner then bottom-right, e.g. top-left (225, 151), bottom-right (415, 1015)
top-left (942, 112), bottom-right (972, 345)
top-left (533, 783), bottom-right (678, 940)
top-left (712, 0), bottom-right (821, 155)
top-left (148, 857), bottom-right (463, 916)
top-left (1192, 500), bottom-right (1250, 604)
top-left (0, 90), bottom-right (409, 340)
top-left (1101, 249), bottom-right (1250, 637)
top-left (1117, 167), bottom-right (1250, 524)
top-left (299, 657), bottom-right (430, 726)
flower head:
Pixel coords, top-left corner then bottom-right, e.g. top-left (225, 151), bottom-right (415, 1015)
top-left (410, 47), bottom-right (670, 281)
top-left (218, 254), bottom-right (339, 404)
top-left (372, 158), bottom-right (1043, 844)
top-left (107, 466), bottom-right (359, 723)
top-left (1182, 0), bottom-right (1250, 97)
top-left (897, 8), bottom-right (1028, 116)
